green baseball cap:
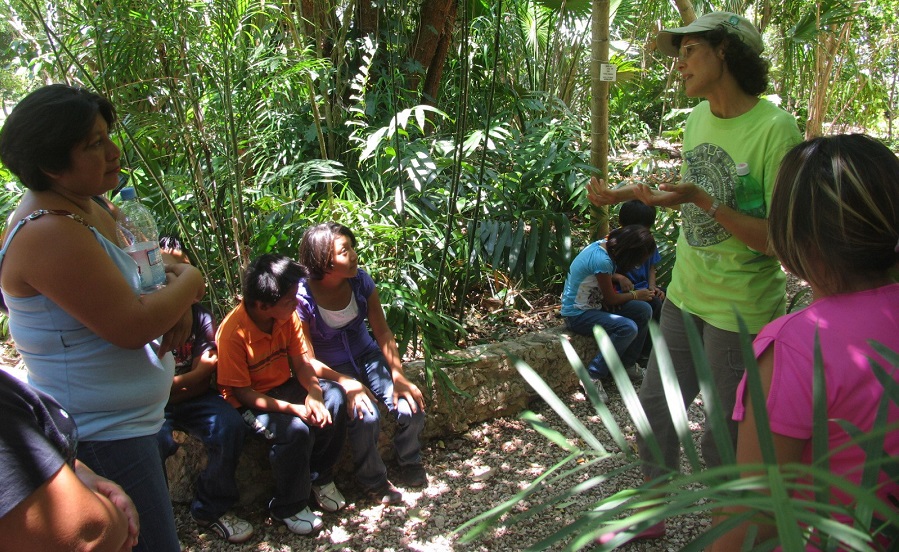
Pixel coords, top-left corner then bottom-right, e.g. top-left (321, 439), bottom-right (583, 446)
top-left (656, 12), bottom-right (764, 57)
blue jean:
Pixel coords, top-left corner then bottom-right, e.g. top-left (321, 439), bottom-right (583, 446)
top-left (244, 378), bottom-right (346, 518)
top-left (332, 349), bottom-right (425, 491)
top-left (157, 389), bottom-right (247, 521)
top-left (637, 301), bottom-right (752, 479)
top-left (564, 299), bottom-right (653, 378)
top-left (78, 435), bottom-right (180, 552)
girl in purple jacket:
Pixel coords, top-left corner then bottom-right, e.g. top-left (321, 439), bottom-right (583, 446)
top-left (297, 223), bottom-right (427, 504)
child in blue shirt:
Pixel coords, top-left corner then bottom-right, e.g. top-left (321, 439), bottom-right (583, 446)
top-left (561, 225), bottom-right (656, 401)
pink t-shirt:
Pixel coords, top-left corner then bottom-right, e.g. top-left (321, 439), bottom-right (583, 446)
top-left (734, 283), bottom-right (899, 535)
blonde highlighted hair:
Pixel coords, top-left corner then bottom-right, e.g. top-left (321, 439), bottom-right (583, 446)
top-left (769, 134), bottom-right (899, 293)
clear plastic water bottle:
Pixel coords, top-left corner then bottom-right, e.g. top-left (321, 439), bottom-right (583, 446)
top-left (734, 163), bottom-right (767, 218)
top-left (117, 187), bottom-right (166, 293)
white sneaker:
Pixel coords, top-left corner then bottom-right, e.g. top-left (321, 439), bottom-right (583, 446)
top-left (193, 513), bottom-right (254, 543)
top-left (274, 507), bottom-right (323, 536)
top-left (581, 378), bottom-right (609, 403)
top-left (312, 481), bottom-right (346, 512)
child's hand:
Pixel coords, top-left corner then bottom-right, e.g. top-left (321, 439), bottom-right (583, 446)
top-left (342, 379), bottom-right (376, 419)
top-left (635, 289), bottom-right (655, 302)
top-left (287, 403), bottom-right (309, 419)
top-left (302, 395), bottom-right (332, 428)
top-left (393, 375), bottom-right (425, 413)
top-left (612, 273), bottom-right (634, 292)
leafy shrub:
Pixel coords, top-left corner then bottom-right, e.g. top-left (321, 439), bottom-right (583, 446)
top-left (458, 315), bottom-right (899, 550)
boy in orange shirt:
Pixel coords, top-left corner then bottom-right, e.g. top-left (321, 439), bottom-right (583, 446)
top-left (216, 254), bottom-right (347, 536)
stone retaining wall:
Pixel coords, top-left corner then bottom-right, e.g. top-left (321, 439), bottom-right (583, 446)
top-left (165, 325), bottom-right (598, 505)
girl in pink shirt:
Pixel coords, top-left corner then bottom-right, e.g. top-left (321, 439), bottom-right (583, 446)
top-left (710, 134), bottom-right (899, 550)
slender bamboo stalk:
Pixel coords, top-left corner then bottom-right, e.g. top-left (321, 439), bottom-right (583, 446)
top-left (590, 0), bottom-right (610, 240)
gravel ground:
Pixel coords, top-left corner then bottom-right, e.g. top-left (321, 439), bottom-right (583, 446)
top-left (175, 382), bottom-right (711, 551)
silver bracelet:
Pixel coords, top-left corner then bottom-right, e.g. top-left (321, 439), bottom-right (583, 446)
top-left (705, 199), bottom-right (721, 219)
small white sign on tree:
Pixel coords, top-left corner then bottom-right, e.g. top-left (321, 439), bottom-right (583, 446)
top-left (600, 63), bottom-right (617, 82)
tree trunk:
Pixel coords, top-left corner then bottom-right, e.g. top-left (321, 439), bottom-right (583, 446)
top-left (671, 0), bottom-right (696, 25)
top-left (298, 0), bottom-right (334, 57)
top-left (408, 0), bottom-right (458, 105)
top-left (358, 0), bottom-right (379, 36)
top-left (806, 6), bottom-right (854, 138)
top-left (590, 0), bottom-right (610, 239)
top-left (589, 0), bottom-right (696, 238)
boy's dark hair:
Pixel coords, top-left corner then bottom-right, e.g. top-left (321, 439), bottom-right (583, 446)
top-left (673, 26), bottom-right (770, 96)
top-left (158, 235), bottom-right (184, 255)
top-left (299, 222), bottom-right (357, 280)
top-left (606, 225), bottom-right (656, 273)
top-left (0, 84), bottom-right (117, 191)
top-left (243, 254), bottom-right (307, 307)
top-left (618, 200), bottom-right (657, 229)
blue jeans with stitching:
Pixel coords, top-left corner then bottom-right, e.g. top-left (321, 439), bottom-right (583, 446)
top-left (331, 349), bottom-right (425, 491)
top-left (243, 378), bottom-right (346, 518)
top-left (78, 435), bottom-right (181, 552)
top-left (564, 299), bottom-right (653, 378)
top-left (157, 389), bottom-right (247, 522)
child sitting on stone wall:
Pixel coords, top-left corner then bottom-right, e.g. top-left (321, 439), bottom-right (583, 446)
top-left (296, 222), bottom-right (428, 504)
top-left (613, 200), bottom-right (666, 367)
top-left (560, 225), bottom-right (656, 402)
top-left (216, 254), bottom-right (347, 536)
top-left (155, 236), bottom-right (253, 543)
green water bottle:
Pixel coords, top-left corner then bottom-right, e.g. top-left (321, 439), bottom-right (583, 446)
top-left (734, 163), bottom-right (766, 218)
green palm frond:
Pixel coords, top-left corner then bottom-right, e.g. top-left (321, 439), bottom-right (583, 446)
top-left (458, 313), bottom-right (899, 550)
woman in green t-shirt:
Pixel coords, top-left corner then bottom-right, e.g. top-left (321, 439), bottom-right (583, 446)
top-left (588, 12), bottom-right (802, 544)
